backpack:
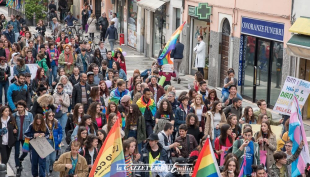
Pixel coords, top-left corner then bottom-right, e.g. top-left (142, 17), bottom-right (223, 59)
top-left (224, 139), bottom-right (242, 158)
top-left (0, 67), bottom-right (6, 82)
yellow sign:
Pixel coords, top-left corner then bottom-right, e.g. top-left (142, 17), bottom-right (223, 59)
top-left (242, 124), bottom-right (283, 140)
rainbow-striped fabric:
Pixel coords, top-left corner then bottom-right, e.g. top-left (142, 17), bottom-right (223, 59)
top-left (89, 117), bottom-right (126, 177)
top-left (22, 137), bottom-right (30, 152)
top-left (109, 88), bottom-right (130, 105)
top-left (157, 22), bottom-right (186, 65)
top-left (136, 96), bottom-right (156, 116)
top-left (192, 138), bottom-right (221, 177)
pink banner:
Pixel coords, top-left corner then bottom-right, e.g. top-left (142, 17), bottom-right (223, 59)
top-left (220, 146), bottom-right (230, 166)
top-left (260, 150), bottom-right (267, 166)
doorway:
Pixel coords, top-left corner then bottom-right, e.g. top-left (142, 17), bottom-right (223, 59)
top-left (241, 35), bottom-right (282, 107)
top-left (152, 5), bottom-right (166, 58)
top-left (95, 0), bottom-right (101, 30)
top-left (220, 18), bottom-right (230, 87)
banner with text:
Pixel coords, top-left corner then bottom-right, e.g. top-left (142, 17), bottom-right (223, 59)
top-left (273, 76), bottom-right (310, 115)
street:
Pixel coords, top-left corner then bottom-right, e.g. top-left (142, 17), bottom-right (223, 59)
top-left (2, 4), bottom-right (310, 177)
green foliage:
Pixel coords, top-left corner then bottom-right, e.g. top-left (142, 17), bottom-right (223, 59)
top-left (24, 0), bottom-right (47, 23)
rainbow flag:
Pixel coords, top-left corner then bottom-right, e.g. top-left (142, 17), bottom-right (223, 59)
top-left (157, 21), bottom-right (186, 65)
top-left (289, 95), bottom-right (310, 177)
top-left (238, 156), bottom-right (247, 177)
top-left (89, 117), bottom-right (126, 177)
top-left (192, 138), bottom-right (221, 177)
top-left (22, 137), bottom-right (30, 152)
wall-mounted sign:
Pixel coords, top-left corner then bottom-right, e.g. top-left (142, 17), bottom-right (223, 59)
top-left (195, 3), bottom-right (211, 20)
top-left (241, 17), bottom-right (285, 42)
top-left (188, 6), bottom-right (197, 17)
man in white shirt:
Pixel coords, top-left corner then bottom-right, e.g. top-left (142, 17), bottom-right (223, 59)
top-left (111, 13), bottom-right (118, 29)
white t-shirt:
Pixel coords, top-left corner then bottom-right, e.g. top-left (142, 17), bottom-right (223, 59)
top-left (196, 108), bottom-right (203, 121)
top-left (214, 113), bottom-right (221, 127)
top-left (111, 17), bottom-right (119, 29)
top-left (1, 117), bottom-right (9, 145)
top-left (89, 149), bottom-right (94, 165)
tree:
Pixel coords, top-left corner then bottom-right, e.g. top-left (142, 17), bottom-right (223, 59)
top-left (25, 0), bottom-right (47, 23)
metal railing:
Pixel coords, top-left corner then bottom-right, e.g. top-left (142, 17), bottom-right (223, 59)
top-left (8, 7), bottom-right (26, 19)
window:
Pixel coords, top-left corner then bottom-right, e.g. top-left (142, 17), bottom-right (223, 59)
top-left (176, 8), bottom-right (181, 30)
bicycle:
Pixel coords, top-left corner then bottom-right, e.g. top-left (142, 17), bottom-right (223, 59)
top-left (85, 35), bottom-right (100, 51)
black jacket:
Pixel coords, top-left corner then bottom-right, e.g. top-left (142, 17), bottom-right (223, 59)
top-left (4, 30), bottom-right (15, 44)
top-left (170, 42), bottom-right (184, 59)
top-left (35, 25), bottom-right (46, 36)
top-left (0, 65), bottom-right (10, 82)
top-left (31, 47), bottom-right (37, 61)
top-left (0, 116), bottom-right (17, 147)
top-left (81, 10), bottom-right (88, 24)
top-left (72, 83), bottom-right (91, 109)
top-left (69, 74), bottom-right (80, 86)
top-left (18, 18), bottom-right (26, 26)
top-left (79, 147), bottom-right (98, 168)
top-left (0, 48), bottom-right (6, 58)
top-left (48, 4), bottom-right (57, 11)
top-left (90, 56), bottom-right (103, 67)
top-left (98, 16), bottom-right (109, 29)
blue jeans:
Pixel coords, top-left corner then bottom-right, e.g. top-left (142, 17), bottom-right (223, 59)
top-left (45, 139), bottom-right (56, 174)
top-left (212, 128), bottom-right (221, 147)
top-left (108, 39), bottom-right (115, 51)
top-left (31, 148), bottom-right (46, 177)
top-left (0, 81), bottom-right (9, 104)
top-left (49, 65), bottom-right (58, 86)
top-left (56, 113), bottom-right (68, 141)
top-left (14, 32), bottom-right (19, 43)
top-left (14, 140), bottom-right (28, 167)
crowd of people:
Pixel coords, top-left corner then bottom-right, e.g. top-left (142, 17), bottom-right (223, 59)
top-left (0, 6), bottom-right (306, 177)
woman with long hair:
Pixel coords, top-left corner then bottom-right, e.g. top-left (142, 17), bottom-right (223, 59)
top-left (204, 89), bottom-right (219, 110)
top-left (34, 35), bottom-right (44, 53)
top-left (226, 114), bottom-right (241, 138)
top-left (205, 101), bottom-right (227, 144)
top-left (97, 129), bottom-right (107, 150)
top-left (99, 80), bottom-right (110, 106)
top-left (87, 13), bottom-right (97, 40)
top-left (88, 86), bottom-right (105, 107)
top-left (114, 51), bottom-right (127, 74)
top-left (91, 48), bottom-right (103, 67)
top-left (123, 137), bottom-right (141, 177)
top-left (220, 158), bottom-right (240, 177)
top-left (131, 82), bottom-right (141, 100)
top-left (112, 61), bottom-right (126, 80)
top-left (240, 106), bottom-right (256, 125)
top-left (71, 114), bottom-right (97, 141)
top-left (257, 113), bottom-right (282, 125)
top-left (129, 74), bottom-right (141, 92)
top-left (193, 71), bottom-right (204, 91)
top-left (189, 136), bottom-right (208, 161)
top-left (214, 124), bottom-right (234, 160)
top-left (124, 104), bottom-right (146, 153)
top-left (79, 134), bottom-right (98, 171)
top-left (44, 111), bottom-right (62, 176)
top-left (155, 98), bottom-right (175, 126)
top-left (20, 46), bottom-right (28, 58)
top-left (31, 94), bottom-right (55, 116)
top-left (58, 44), bottom-right (76, 75)
top-left (24, 114), bottom-right (49, 177)
top-left (127, 69), bottom-right (140, 90)
top-left (190, 94), bottom-right (207, 131)
top-left (13, 57), bottom-right (30, 79)
top-left (186, 113), bottom-right (203, 144)
top-left (4, 40), bottom-right (12, 62)
top-left (106, 102), bottom-right (122, 120)
top-left (0, 106), bottom-right (17, 165)
top-left (102, 113), bottom-right (124, 137)
top-left (10, 42), bottom-right (21, 59)
top-left (32, 67), bottom-right (48, 93)
top-left (254, 121), bottom-right (277, 169)
top-left (87, 102), bottom-right (106, 129)
top-left (66, 126), bottom-right (88, 152)
top-left (66, 103), bottom-right (84, 139)
top-left (188, 88), bottom-right (197, 105)
top-left (21, 31), bottom-right (31, 47)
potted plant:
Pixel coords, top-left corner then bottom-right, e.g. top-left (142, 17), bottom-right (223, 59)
top-left (24, 0), bottom-right (47, 26)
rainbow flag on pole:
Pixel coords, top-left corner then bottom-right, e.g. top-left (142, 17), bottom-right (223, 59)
top-left (89, 118), bottom-right (126, 177)
top-left (289, 95), bottom-right (310, 177)
top-left (192, 138), bottom-right (221, 177)
top-left (157, 21), bottom-right (186, 65)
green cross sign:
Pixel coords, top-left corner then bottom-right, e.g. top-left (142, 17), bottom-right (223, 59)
top-left (195, 3), bottom-right (211, 20)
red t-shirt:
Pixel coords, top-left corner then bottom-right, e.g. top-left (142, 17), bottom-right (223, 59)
top-left (214, 136), bottom-right (233, 159)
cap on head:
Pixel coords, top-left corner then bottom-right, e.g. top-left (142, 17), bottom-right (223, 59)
top-left (147, 133), bottom-right (159, 141)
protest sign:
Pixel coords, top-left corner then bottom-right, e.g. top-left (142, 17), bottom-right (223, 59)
top-left (220, 146), bottom-right (230, 166)
top-left (162, 64), bottom-right (174, 73)
top-left (9, 64), bottom-right (38, 83)
top-left (242, 124), bottom-right (283, 140)
top-left (273, 76), bottom-right (310, 115)
top-left (30, 137), bottom-right (54, 158)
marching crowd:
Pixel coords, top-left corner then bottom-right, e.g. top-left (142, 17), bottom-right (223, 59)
top-left (0, 6), bottom-right (307, 177)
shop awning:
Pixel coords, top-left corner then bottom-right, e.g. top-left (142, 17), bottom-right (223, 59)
top-left (137, 0), bottom-right (168, 12)
top-left (287, 34), bottom-right (310, 59)
top-left (289, 17), bottom-right (310, 35)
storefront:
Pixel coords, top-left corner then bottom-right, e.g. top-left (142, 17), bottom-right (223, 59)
top-left (287, 17), bottom-right (310, 118)
top-left (239, 17), bottom-right (285, 107)
top-left (127, 0), bottom-right (138, 48)
top-left (187, 4), bottom-right (210, 75)
top-left (116, 0), bottom-right (126, 34)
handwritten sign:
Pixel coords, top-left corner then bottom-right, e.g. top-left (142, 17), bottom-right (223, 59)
top-left (30, 137), bottom-right (54, 158)
top-left (162, 64), bottom-right (174, 73)
top-left (273, 76), bottom-right (310, 115)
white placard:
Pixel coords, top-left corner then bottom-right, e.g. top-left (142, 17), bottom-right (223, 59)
top-left (162, 64), bottom-right (174, 73)
top-left (30, 137), bottom-right (54, 158)
top-left (273, 76), bottom-right (310, 115)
